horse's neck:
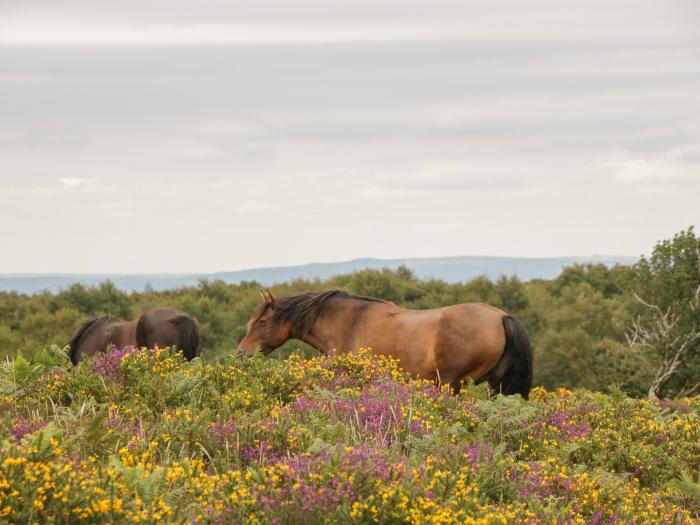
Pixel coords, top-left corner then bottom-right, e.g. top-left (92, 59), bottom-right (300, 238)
top-left (299, 298), bottom-right (365, 354)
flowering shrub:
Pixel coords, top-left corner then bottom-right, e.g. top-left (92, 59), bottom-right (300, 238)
top-left (0, 347), bottom-right (698, 523)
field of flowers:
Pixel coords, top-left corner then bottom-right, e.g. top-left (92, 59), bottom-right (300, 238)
top-left (1, 345), bottom-right (699, 524)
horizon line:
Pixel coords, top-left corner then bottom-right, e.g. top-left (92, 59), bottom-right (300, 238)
top-left (0, 253), bottom-right (639, 277)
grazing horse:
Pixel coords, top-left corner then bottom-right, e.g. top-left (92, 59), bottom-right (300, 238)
top-left (68, 307), bottom-right (201, 364)
top-left (239, 290), bottom-right (533, 399)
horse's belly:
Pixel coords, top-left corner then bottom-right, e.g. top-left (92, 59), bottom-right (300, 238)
top-left (348, 306), bottom-right (505, 382)
top-left (347, 324), bottom-right (436, 379)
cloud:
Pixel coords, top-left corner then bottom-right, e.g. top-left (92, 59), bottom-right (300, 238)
top-left (613, 159), bottom-right (674, 182)
top-left (607, 145), bottom-right (700, 183)
top-left (234, 201), bottom-right (271, 213)
top-left (2, 1), bottom-right (699, 46)
top-left (59, 177), bottom-right (88, 188)
top-left (0, 0), bottom-right (699, 272)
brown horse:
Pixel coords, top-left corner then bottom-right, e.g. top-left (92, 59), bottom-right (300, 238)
top-left (239, 290), bottom-right (533, 398)
top-left (68, 307), bottom-right (201, 364)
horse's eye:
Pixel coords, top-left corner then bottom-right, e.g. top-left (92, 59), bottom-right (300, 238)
top-left (257, 319), bottom-right (266, 325)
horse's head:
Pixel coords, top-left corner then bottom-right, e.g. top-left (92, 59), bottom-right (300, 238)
top-left (238, 289), bottom-right (292, 357)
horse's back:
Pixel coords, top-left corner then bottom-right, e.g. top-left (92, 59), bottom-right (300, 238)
top-left (382, 302), bottom-right (505, 340)
top-left (137, 307), bottom-right (201, 359)
top-left (68, 317), bottom-right (124, 364)
top-left (355, 302), bottom-right (505, 381)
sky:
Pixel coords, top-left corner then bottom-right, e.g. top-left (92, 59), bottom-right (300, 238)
top-left (1, 0), bottom-right (699, 273)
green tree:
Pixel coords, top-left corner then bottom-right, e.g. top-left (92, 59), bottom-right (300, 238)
top-left (533, 282), bottom-right (631, 390)
top-left (494, 275), bottom-right (529, 313)
top-left (556, 263), bottom-right (632, 298)
top-left (50, 281), bottom-right (132, 319)
top-left (629, 227), bottom-right (700, 398)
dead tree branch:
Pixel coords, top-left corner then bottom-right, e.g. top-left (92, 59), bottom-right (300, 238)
top-left (627, 282), bottom-right (700, 400)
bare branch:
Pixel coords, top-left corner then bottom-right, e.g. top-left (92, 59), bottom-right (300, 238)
top-left (628, 289), bottom-right (700, 400)
top-left (683, 378), bottom-right (700, 397)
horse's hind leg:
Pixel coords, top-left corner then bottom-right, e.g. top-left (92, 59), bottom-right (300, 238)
top-left (433, 369), bottom-right (462, 396)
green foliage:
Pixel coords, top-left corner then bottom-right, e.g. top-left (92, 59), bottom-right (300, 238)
top-left (631, 227), bottom-right (700, 394)
top-left (634, 227), bottom-right (700, 310)
top-left (556, 263), bottom-right (633, 298)
top-left (49, 281), bottom-right (132, 318)
top-left (4, 345), bottom-right (70, 387)
top-left (667, 470), bottom-right (700, 514)
top-left (531, 275), bottom-right (634, 391)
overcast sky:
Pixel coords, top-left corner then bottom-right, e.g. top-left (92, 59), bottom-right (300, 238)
top-left (1, 1), bottom-right (699, 273)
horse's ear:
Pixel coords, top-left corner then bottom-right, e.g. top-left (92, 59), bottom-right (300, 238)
top-left (265, 289), bottom-right (278, 309)
top-left (260, 289), bottom-right (277, 309)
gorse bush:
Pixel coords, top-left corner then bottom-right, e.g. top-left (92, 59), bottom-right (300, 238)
top-left (1, 347), bottom-right (698, 524)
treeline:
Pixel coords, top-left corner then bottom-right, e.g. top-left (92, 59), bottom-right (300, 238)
top-left (1, 228), bottom-right (698, 397)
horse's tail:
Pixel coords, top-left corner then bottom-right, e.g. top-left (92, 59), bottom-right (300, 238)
top-left (67, 317), bottom-right (102, 365)
top-left (482, 315), bottom-right (533, 399)
top-left (171, 315), bottom-right (201, 361)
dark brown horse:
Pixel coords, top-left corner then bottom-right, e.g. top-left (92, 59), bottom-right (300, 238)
top-left (239, 290), bottom-right (533, 398)
top-left (68, 307), bottom-right (201, 364)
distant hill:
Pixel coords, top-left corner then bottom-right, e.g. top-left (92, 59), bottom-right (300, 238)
top-left (0, 255), bottom-right (637, 295)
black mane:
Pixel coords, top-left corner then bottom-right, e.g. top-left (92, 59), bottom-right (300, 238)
top-left (269, 290), bottom-right (387, 337)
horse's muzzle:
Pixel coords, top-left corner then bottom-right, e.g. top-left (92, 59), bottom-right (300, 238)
top-left (237, 346), bottom-right (256, 358)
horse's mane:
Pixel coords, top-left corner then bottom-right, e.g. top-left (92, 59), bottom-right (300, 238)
top-left (267, 290), bottom-right (388, 337)
top-left (67, 315), bottom-right (120, 364)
